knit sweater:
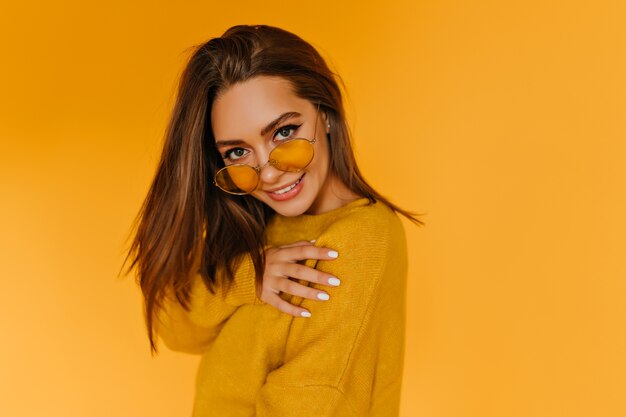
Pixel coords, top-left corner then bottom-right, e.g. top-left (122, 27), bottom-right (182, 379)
top-left (156, 197), bottom-right (409, 416)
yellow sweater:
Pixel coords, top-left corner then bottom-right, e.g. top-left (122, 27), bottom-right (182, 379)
top-left (156, 197), bottom-right (409, 416)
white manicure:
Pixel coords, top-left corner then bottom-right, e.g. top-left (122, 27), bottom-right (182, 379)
top-left (328, 250), bottom-right (338, 258)
top-left (328, 277), bottom-right (341, 286)
top-left (317, 292), bottom-right (330, 300)
top-left (301, 311), bottom-right (311, 317)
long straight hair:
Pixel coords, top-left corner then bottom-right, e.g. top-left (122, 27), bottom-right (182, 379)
top-left (120, 24), bottom-right (426, 355)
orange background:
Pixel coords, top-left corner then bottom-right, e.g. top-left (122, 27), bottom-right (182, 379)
top-left (1, 1), bottom-right (625, 416)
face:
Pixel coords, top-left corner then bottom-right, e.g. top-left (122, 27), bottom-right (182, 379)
top-left (211, 75), bottom-right (351, 216)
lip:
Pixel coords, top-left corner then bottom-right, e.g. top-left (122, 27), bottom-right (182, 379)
top-left (263, 173), bottom-right (305, 193)
top-left (264, 173), bottom-right (305, 201)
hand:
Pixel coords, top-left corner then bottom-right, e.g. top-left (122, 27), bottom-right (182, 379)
top-left (256, 240), bottom-right (341, 318)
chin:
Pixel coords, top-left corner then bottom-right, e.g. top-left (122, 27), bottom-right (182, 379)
top-left (265, 196), bottom-right (312, 217)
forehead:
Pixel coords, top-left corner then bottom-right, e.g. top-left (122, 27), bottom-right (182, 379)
top-left (211, 76), bottom-right (306, 140)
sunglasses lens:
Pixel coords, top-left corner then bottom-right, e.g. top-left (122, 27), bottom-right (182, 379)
top-left (214, 165), bottom-right (258, 194)
top-left (270, 139), bottom-right (314, 172)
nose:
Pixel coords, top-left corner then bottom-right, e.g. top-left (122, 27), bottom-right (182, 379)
top-left (258, 161), bottom-right (284, 186)
top-left (252, 146), bottom-right (283, 188)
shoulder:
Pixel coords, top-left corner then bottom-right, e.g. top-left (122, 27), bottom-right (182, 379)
top-left (314, 198), bottom-right (407, 282)
top-left (304, 198), bottom-right (408, 311)
top-left (322, 198), bottom-right (406, 250)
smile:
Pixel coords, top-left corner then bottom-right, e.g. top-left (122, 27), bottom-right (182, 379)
top-left (272, 176), bottom-right (302, 194)
top-left (265, 173), bottom-right (306, 201)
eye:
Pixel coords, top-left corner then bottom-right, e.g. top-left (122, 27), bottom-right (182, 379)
top-left (274, 124), bottom-right (302, 141)
top-left (223, 147), bottom-right (249, 162)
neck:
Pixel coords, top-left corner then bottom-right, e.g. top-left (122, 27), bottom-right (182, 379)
top-left (305, 173), bottom-right (362, 215)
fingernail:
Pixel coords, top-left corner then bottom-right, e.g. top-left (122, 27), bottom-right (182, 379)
top-left (309, 239), bottom-right (316, 243)
top-left (301, 310), bottom-right (312, 317)
top-left (328, 250), bottom-right (339, 258)
top-left (328, 277), bottom-right (341, 286)
top-left (317, 292), bottom-right (330, 301)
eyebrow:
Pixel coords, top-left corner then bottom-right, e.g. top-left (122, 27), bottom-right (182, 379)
top-left (215, 111), bottom-right (302, 147)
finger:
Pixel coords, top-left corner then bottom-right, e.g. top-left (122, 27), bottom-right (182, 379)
top-left (281, 263), bottom-right (340, 289)
top-left (281, 277), bottom-right (332, 302)
top-left (279, 240), bottom-right (316, 249)
top-left (282, 245), bottom-right (339, 263)
top-left (264, 292), bottom-right (312, 318)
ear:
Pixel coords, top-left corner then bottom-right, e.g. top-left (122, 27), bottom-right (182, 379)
top-left (322, 111), bottom-right (331, 134)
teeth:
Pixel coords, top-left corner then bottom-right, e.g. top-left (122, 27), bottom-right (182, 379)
top-left (272, 176), bottom-right (302, 194)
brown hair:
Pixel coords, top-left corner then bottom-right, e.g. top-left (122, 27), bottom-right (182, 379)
top-left (119, 24), bottom-right (426, 355)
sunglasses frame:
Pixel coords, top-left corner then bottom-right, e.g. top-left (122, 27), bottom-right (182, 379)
top-left (213, 101), bottom-right (321, 195)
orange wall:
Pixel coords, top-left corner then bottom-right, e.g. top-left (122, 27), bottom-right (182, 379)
top-left (1, 1), bottom-right (625, 416)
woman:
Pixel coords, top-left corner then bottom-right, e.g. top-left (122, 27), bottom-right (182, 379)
top-left (122, 24), bottom-right (425, 416)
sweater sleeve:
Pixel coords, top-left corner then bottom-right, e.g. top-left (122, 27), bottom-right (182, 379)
top-left (256, 210), bottom-right (406, 416)
top-left (155, 250), bottom-right (266, 355)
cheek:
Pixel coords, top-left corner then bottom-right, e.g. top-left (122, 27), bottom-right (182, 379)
top-left (312, 139), bottom-right (330, 170)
